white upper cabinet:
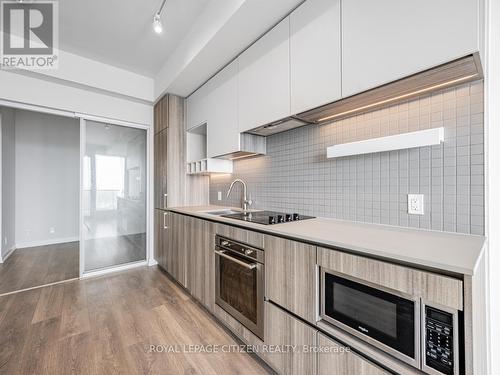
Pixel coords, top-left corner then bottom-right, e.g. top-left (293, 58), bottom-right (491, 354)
top-left (290, 0), bottom-right (341, 114)
top-left (238, 17), bottom-right (291, 132)
top-left (206, 61), bottom-right (239, 158)
top-left (187, 80), bottom-right (213, 130)
top-left (342, 0), bottom-right (480, 97)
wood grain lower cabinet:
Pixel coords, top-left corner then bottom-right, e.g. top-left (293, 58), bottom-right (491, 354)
top-left (264, 302), bottom-right (317, 375)
top-left (186, 216), bottom-right (215, 312)
top-left (317, 333), bottom-right (391, 375)
top-left (265, 236), bottom-right (316, 323)
top-left (154, 209), bottom-right (164, 267)
top-left (168, 213), bottom-right (187, 287)
top-left (155, 209), bottom-right (170, 270)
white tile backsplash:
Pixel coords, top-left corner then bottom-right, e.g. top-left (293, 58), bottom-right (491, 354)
top-left (209, 81), bottom-right (485, 235)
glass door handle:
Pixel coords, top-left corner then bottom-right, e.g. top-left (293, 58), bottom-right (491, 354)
top-left (215, 250), bottom-right (256, 270)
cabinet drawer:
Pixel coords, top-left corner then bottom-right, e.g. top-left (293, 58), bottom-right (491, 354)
top-left (215, 223), bottom-right (264, 249)
top-left (318, 333), bottom-right (391, 375)
top-left (265, 302), bottom-right (317, 375)
top-left (265, 235), bottom-right (316, 323)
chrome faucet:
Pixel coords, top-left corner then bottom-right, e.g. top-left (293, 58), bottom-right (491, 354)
top-left (227, 178), bottom-right (253, 212)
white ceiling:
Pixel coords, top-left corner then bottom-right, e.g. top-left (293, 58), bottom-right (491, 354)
top-left (57, 0), bottom-right (304, 99)
top-left (59, 0), bottom-right (211, 77)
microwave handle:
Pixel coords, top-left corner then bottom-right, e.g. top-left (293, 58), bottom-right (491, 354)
top-left (215, 250), bottom-right (257, 270)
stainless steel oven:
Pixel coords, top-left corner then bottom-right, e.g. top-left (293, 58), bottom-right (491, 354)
top-left (320, 268), bottom-right (461, 374)
top-left (215, 235), bottom-right (264, 339)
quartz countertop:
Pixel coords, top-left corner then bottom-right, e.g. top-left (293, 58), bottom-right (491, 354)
top-left (168, 205), bottom-right (486, 276)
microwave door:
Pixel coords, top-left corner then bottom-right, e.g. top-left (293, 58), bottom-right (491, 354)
top-left (320, 270), bottom-right (421, 369)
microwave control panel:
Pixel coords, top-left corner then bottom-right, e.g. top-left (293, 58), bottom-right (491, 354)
top-left (425, 306), bottom-right (455, 375)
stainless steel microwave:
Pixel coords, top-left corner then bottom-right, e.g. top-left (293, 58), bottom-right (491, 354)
top-left (320, 268), bottom-right (460, 375)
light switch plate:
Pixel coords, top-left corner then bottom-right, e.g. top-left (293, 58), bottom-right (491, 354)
top-left (408, 194), bottom-right (424, 215)
top-left (218, 191), bottom-right (222, 201)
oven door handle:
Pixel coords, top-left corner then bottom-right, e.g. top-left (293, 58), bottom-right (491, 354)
top-left (215, 250), bottom-right (257, 270)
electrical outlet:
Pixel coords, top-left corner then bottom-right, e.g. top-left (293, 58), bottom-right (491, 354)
top-left (49, 227), bottom-right (56, 234)
top-left (408, 194), bottom-right (424, 215)
top-left (218, 191), bottom-right (222, 201)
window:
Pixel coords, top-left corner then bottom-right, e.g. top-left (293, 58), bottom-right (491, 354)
top-left (95, 155), bottom-right (125, 211)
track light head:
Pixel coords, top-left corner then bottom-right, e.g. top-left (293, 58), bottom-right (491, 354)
top-left (153, 13), bottom-right (163, 34)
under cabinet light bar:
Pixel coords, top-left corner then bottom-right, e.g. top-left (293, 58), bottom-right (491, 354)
top-left (318, 74), bottom-right (478, 123)
top-left (326, 127), bottom-right (445, 159)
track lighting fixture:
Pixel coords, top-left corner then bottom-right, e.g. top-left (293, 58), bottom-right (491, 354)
top-left (153, 0), bottom-right (167, 34)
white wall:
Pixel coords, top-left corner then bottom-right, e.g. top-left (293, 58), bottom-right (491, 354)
top-left (0, 70), bottom-right (153, 126)
top-left (0, 107), bottom-right (16, 261)
top-left (14, 110), bottom-right (79, 248)
top-left (26, 50), bottom-right (155, 102)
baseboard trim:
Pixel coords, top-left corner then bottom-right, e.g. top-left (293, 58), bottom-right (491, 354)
top-left (0, 246), bottom-right (16, 263)
top-left (16, 236), bottom-right (79, 249)
top-left (81, 260), bottom-right (148, 279)
top-left (148, 258), bottom-right (158, 266)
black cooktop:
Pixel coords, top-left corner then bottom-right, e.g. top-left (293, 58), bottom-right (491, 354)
top-left (220, 211), bottom-right (315, 225)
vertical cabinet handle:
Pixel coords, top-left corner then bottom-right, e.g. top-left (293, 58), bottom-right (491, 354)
top-left (163, 193), bottom-right (168, 209)
top-left (163, 212), bottom-right (169, 229)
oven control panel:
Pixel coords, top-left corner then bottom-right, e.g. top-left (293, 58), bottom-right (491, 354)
top-left (425, 306), bottom-right (455, 375)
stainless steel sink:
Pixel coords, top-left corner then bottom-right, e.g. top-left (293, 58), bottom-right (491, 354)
top-left (203, 209), bottom-right (242, 216)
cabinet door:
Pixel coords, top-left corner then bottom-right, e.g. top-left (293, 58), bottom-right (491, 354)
top-left (342, 0), bottom-right (479, 97)
top-left (154, 209), bottom-right (164, 267)
top-left (154, 95), bottom-right (168, 134)
top-left (166, 95), bottom-right (185, 207)
top-left (203, 220), bottom-right (215, 312)
top-left (238, 17), bottom-right (290, 132)
top-left (207, 60), bottom-right (239, 158)
top-left (318, 333), bottom-right (391, 375)
top-left (155, 210), bottom-right (171, 270)
top-left (265, 302), bottom-right (317, 375)
top-left (265, 236), bottom-right (316, 323)
top-left (290, 0), bottom-right (341, 114)
top-left (169, 213), bottom-right (187, 287)
top-left (186, 217), bottom-right (215, 311)
top-left (154, 130), bottom-right (168, 209)
top-left (187, 81), bottom-right (212, 131)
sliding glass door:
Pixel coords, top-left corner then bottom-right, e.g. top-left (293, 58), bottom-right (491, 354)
top-left (82, 120), bottom-right (147, 273)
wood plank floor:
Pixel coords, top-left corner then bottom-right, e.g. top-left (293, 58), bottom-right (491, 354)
top-left (0, 242), bottom-right (79, 296)
top-left (84, 233), bottom-right (146, 271)
top-left (0, 266), bottom-right (273, 375)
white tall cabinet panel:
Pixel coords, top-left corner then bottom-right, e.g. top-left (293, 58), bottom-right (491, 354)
top-left (238, 17), bottom-right (290, 132)
top-left (290, 0), bottom-right (341, 114)
top-left (206, 60), bottom-right (239, 158)
top-left (342, 0), bottom-right (480, 97)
